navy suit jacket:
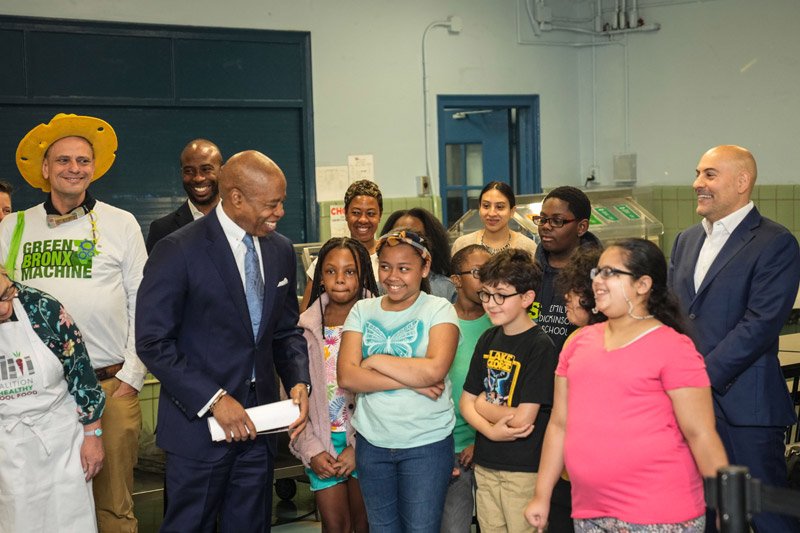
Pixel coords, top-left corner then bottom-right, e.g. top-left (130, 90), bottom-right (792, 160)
top-left (136, 209), bottom-right (310, 461)
top-left (668, 206), bottom-right (799, 427)
top-left (145, 201), bottom-right (194, 254)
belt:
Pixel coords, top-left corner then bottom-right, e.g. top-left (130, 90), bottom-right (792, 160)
top-left (95, 363), bottom-right (124, 381)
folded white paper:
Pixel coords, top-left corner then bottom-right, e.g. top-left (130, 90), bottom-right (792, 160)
top-left (208, 399), bottom-right (300, 442)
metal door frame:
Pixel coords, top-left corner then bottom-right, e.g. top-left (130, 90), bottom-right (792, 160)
top-left (437, 94), bottom-right (540, 226)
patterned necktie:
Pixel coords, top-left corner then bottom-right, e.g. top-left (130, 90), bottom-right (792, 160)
top-left (243, 234), bottom-right (263, 339)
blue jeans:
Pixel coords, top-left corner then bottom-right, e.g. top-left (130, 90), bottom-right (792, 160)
top-left (356, 433), bottom-right (454, 532)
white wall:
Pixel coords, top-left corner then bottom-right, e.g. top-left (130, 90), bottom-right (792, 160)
top-left (4, 0), bottom-right (793, 196)
top-left (0, 0), bottom-right (582, 197)
top-left (576, 0), bottom-right (800, 186)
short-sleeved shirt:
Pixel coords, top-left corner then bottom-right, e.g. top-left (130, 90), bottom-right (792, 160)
top-left (463, 324), bottom-right (557, 472)
top-left (558, 324), bottom-right (710, 523)
top-left (449, 313), bottom-right (493, 453)
top-left (343, 292), bottom-right (458, 449)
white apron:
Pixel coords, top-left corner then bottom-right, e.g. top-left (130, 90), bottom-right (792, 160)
top-left (0, 299), bottom-right (97, 533)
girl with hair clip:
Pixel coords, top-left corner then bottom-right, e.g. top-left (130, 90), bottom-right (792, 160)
top-left (290, 237), bottom-right (378, 533)
top-left (338, 229), bottom-right (460, 531)
top-left (526, 238), bottom-right (728, 533)
top-left (451, 181), bottom-right (537, 256)
top-left (381, 207), bottom-right (456, 302)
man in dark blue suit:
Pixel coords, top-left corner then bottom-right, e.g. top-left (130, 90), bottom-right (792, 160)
top-left (668, 145), bottom-right (800, 533)
top-left (145, 139), bottom-right (223, 253)
top-left (136, 150), bottom-right (310, 532)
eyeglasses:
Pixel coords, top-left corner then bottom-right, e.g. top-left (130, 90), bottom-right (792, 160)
top-left (477, 290), bottom-right (520, 305)
top-left (456, 268), bottom-right (480, 279)
top-left (589, 267), bottom-right (635, 280)
top-left (0, 283), bottom-right (17, 303)
top-left (532, 215), bottom-right (577, 228)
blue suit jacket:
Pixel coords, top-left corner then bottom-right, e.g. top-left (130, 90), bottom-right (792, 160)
top-left (668, 206), bottom-right (799, 427)
top-left (136, 210), bottom-right (310, 461)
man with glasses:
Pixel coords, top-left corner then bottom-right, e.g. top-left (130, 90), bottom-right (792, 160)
top-left (528, 186), bottom-right (601, 532)
top-left (530, 186), bottom-right (601, 353)
top-left (668, 145), bottom-right (800, 533)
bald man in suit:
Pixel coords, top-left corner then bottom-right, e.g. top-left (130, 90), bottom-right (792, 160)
top-left (137, 150), bottom-right (310, 532)
top-left (668, 145), bottom-right (800, 532)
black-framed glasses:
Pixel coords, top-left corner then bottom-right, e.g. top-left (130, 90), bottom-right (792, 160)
top-left (477, 290), bottom-right (520, 305)
top-left (0, 282), bottom-right (17, 302)
top-left (590, 267), bottom-right (636, 280)
top-left (457, 268), bottom-right (480, 279)
top-left (532, 215), bottom-right (577, 228)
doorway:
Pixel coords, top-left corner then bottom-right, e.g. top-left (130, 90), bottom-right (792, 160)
top-left (437, 95), bottom-right (540, 228)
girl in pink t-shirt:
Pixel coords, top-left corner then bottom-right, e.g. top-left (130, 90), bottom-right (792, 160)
top-left (525, 238), bottom-right (728, 532)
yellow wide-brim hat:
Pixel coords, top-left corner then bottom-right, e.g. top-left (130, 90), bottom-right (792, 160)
top-left (16, 113), bottom-right (118, 192)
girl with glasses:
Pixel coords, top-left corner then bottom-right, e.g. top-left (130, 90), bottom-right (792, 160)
top-left (526, 239), bottom-right (728, 532)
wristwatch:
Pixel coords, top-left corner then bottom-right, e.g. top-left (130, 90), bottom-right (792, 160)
top-left (84, 428), bottom-right (103, 437)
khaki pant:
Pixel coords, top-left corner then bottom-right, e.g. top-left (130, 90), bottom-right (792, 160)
top-left (94, 377), bottom-right (142, 533)
top-left (474, 464), bottom-right (537, 533)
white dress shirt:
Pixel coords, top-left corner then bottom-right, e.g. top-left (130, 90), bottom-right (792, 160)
top-left (693, 201), bottom-right (754, 292)
top-left (198, 201), bottom-right (264, 416)
top-left (188, 200), bottom-right (206, 221)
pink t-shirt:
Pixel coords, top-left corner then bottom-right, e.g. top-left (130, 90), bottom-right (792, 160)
top-left (556, 324), bottom-right (710, 524)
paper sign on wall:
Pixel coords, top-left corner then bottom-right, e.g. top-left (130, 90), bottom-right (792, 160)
top-left (348, 154), bottom-right (375, 182)
top-left (329, 204), bottom-right (349, 237)
top-left (315, 166), bottom-right (349, 202)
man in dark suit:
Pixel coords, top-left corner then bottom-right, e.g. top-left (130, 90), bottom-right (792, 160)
top-left (145, 138), bottom-right (222, 253)
top-left (136, 150), bottom-right (310, 532)
top-left (668, 145), bottom-right (800, 533)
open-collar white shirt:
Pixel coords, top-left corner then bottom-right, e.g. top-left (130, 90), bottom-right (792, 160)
top-left (693, 201), bottom-right (754, 291)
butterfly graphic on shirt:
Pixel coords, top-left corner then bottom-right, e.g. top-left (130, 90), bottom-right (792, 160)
top-left (362, 320), bottom-right (422, 358)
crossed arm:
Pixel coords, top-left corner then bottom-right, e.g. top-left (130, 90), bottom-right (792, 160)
top-left (460, 391), bottom-right (538, 442)
top-left (337, 323), bottom-right (458, 395)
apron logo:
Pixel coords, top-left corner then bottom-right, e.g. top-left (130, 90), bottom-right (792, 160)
top-left (0, 352), bottom-right (37, 400)
top-left (1, 351), bottom-right (35, 380)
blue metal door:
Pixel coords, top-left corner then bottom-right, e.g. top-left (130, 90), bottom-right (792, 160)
top-left (437, 95), bottom-right (540, 228)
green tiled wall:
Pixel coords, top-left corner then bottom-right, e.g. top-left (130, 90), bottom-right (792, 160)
top-left (635, 184), bottom-right (800, 259)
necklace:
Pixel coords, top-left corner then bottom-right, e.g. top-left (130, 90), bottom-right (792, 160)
top-left (46, 206), bottom-right (99, 259)
top-left (480, 230), bottom-right (512, 255)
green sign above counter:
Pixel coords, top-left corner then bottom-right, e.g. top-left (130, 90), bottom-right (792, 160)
top-left (615, 204), bottom-right (641, 220)
top-left (594, 206), bottom-right (619, 222)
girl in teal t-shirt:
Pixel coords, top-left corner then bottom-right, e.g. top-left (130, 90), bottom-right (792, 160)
top-left (338, 229), bottom-right (459, 531)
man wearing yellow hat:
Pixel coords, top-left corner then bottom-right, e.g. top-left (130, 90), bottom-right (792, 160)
top-left (0, 113), bottom-right (147, 533)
